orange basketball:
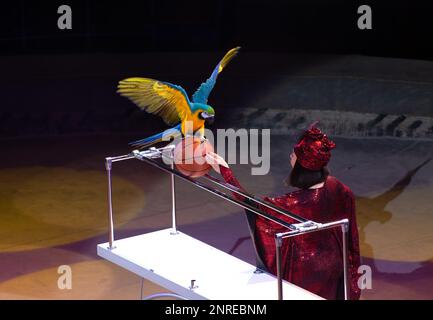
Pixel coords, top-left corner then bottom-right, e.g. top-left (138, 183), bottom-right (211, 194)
top-left (173, 137), bottom-right (214, 178)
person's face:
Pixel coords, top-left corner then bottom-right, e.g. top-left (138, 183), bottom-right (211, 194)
top-left (290, 151), bottom-right (297, 168)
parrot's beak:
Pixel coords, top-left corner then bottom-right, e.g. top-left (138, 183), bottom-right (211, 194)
top-left (200, 111), bottom-right (215, 125)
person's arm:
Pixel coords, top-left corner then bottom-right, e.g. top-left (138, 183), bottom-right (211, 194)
top-left (206, 152), bottom-right (247, 202)
top-left (219, 166), bottom-right (248, 202)
top-left (206, 152), bottom-right (294, 226)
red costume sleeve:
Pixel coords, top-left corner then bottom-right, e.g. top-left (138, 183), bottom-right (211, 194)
top-left (220, 166), bottom-right (246, 200)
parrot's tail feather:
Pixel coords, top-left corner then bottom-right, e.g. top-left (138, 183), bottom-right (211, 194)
top-left (129, 125), bottom-right (182, 150)
top-left (129, 136), bottom-right (162, 149)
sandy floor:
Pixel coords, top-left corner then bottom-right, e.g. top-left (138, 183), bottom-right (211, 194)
top-left (0, 133), bottom-right (432, 299)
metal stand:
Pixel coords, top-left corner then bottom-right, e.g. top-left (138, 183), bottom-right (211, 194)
top-left (104, 145), bottom-right (352, 300)
top-left (170, 148), bottom-right (178, 235)
top-left (342, 221), bottom-right (350, 300)
top-left (140, 278), bottom-right (187, 300)
top-left (274, 219), bottom-right (350, 300)
top-left (105, 154), bottom-right (135, 249)
top-left (275, 235), bottom-right (283, 300)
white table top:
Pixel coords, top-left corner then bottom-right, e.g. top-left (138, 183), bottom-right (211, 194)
top-left (97, 228), bottom-right (323, 300)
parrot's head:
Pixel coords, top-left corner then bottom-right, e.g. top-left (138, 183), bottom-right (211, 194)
top-left (192, 103), bottom-right (215, 125)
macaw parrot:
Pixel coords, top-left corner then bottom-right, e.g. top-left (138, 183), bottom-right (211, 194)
top-left (117, 47), bottom-right (241, 149)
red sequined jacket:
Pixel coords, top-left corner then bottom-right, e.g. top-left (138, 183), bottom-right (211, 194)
top-left (220, 166), bottom-right (361, 300)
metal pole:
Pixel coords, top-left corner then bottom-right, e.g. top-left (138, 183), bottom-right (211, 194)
top-left (170, 150), bottom-right (178, 235)
top-left (143, 293), bottom-right (188, 300)
top-left (342, 221), bottom-right (349, 300)
top-left (134, 152), bottom-right (295, 231)
top-left (279, 219), bottom-right (348, 239)
top-left (140, 278), bottom-right (144, 300)
top-left (204, 174), bottom-right (307, 223)
top-left (105, 154), bottom-right (136, 249)
top-left (105, 157), bottom-right (115, 249)
top-left (275, 234), bottom-right (283, 300)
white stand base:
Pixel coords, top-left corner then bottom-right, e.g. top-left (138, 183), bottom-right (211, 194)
top-left (97, 228), bottom-right (323, 300)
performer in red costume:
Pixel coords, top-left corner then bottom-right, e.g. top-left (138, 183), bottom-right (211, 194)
top-left (206, 126), bottom-right (361, 300)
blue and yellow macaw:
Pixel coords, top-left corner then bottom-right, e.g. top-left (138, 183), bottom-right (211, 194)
top-left (117, 47), bottom-right (240, 149)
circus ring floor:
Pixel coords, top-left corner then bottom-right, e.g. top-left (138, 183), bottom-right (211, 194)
top-left (0, 133), bottom-right (432, 299)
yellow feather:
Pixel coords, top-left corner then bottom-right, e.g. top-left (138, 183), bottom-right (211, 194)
top-left (117, 77), bottom-right (191, 125)
top-left (218, 47), bottom-right (241, 73)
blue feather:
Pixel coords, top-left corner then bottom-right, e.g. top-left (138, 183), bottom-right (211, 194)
top-left (192, 47), bottom-right (240, 104)
top-left (129, 124), bottom-right (182, 149)
top-left (192, 66), bottom-right (218, 104)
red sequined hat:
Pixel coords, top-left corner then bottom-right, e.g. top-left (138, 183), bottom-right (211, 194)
top-left (294, 125), bottom-right (336, 170)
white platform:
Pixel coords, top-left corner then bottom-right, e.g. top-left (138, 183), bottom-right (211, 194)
top-left (97, 228), bottom-right (323, 300)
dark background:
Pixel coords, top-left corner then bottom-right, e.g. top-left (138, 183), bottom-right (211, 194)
top-left (1, 0), bottom-right (433, 138)
top-left (1, 0), bottom-right (433, 59)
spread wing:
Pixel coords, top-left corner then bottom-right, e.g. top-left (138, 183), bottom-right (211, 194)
top-left (192, 47), bottom-right (240, 104)
top-left (117, 77), bottom-right (192, 125)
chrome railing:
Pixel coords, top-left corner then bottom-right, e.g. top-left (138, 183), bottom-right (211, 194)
top-left (104, 145), bottom-right (350, 300)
